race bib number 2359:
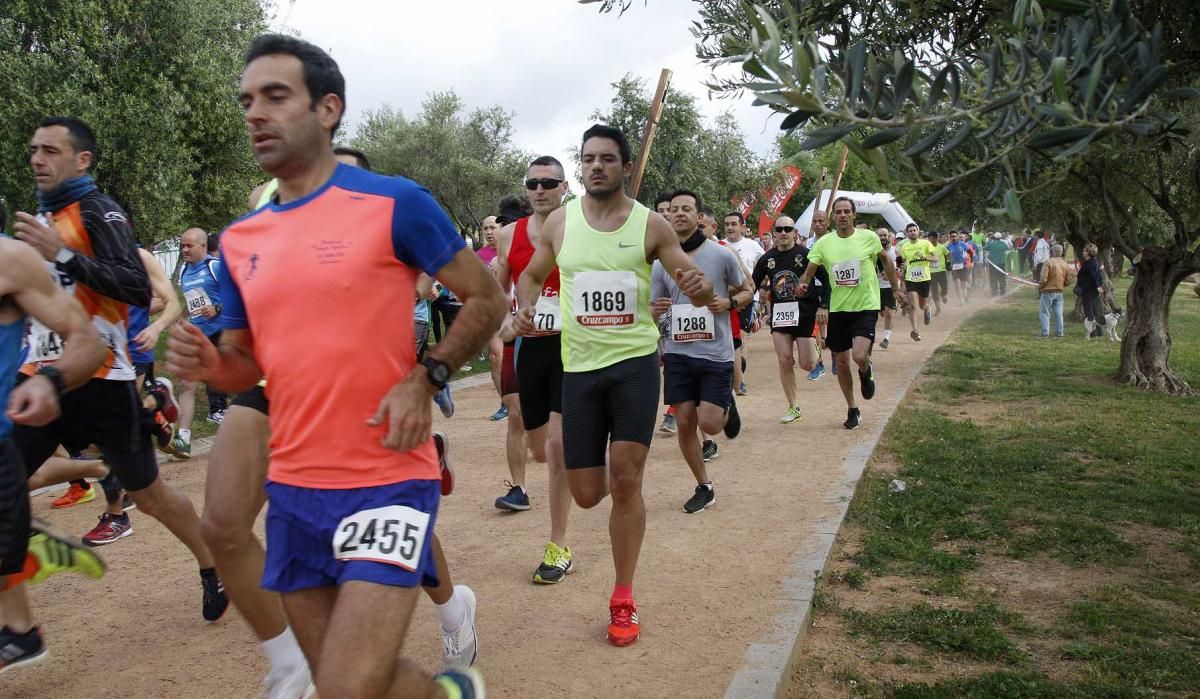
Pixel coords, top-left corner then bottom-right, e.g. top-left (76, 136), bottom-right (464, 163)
top-left (332, 505), bottom-right (430, 571)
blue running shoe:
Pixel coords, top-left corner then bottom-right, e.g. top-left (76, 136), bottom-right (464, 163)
top-left (807, 362), bottom-right (826, 381)
top-left (434, 385), bottom-right (455, 418)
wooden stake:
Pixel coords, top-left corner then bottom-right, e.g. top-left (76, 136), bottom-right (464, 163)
top-left (824, 144), bottom-right (850, 216)
top-left (629, 68), bottom-right (672, 200)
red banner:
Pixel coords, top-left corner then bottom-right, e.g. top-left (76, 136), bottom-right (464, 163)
top-left (732, 166), bottom-right (804, 237)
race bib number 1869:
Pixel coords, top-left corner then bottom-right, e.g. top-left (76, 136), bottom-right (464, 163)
top-left (332, 505), bottom-right (430, 571)
top-left (574, 271), bottom-right (637, 328)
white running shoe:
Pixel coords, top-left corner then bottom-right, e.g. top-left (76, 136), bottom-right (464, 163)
top-left (442, 585), bottom-right (479, 671)
top-left (261, 664), bottom-right (315, 699)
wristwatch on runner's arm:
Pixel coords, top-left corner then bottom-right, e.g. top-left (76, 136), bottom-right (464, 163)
top-left (421, 357), bottom-right (451, 390)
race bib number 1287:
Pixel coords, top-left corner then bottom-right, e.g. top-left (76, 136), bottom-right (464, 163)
top-left (332, 505), bottom-right (430, 571)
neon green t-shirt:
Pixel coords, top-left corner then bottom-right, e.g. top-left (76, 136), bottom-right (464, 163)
top-left (900, 238), bottom-right (937, 283)
top-left (808, 228), bottom-right (883, 312)
top-left (929, 243), bottom-right (950, 273)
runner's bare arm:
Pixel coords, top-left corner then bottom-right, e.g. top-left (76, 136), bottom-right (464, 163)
top-left (4, 241), bottom-right (105, 426)
top-left (416, 272), bottom-right (435, 301)
top-left (165, 324), bottom-right (262, 394)
top-left (646, 214), bottom-right (714, 307)
top-left (133, 248), bottom-right (182, 352)
top-left (248, 183), bottom-right (267, 212)
top-left (494, 222), bottom-right (516, 293)
top-left (428, 248), bottom-right (507, 373)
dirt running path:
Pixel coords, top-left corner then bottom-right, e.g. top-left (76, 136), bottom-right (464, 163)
top-left (4, 292), bottom-right (1002, 698)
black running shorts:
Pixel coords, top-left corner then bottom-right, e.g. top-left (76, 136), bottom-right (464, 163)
top-left (231, 384), bottom-right (270, 415)
top-left (952, 268), bottom-right (970, 282)
top-left (663, 354), bottom-right (734, 410)
top-left (826, 310), bottom-right (878, 353)
top-left (14, 378), bottom-right (159, 492)
top-left (515, 334), bottom-right (563, 431)
top-left (561, 351), bottom-right (659, 469)
top-left (879, 288), bottom-right (896, 310)
top-left (907, 280), bottom-right (931, 299)
top-left (0, 438), bottom-right (31, 576)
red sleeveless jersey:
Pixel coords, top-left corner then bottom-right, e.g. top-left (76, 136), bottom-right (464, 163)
top-left (508, 216), bottom-right (560, 296)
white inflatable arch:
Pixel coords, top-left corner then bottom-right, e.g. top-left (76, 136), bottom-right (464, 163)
top-left (794, 189), bottom-right (916, 238)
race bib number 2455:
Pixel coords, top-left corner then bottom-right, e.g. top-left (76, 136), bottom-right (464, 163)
top-left (332, 505), bottom-right (430, 571)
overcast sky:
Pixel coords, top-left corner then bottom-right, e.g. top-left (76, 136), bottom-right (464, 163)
top-left (274, 0), bottom-right (782, 188)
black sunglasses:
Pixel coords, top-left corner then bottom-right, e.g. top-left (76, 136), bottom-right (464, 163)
top-left (525, 178), bottom-right (564, 191)
top-left (774, 225), bottom-right (795, 233)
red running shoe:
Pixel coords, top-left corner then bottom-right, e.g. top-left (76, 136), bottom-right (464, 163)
top-left (434, 431), bottom-right (453, 496)
top-left (607, 599), bottom-right (640, 647)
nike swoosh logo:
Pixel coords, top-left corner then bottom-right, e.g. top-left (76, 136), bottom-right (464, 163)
top-left (618, 243), bottom-right (636, 248)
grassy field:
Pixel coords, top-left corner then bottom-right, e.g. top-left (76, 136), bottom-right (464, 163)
top-left (789, 281), bottom-right (1200, 697)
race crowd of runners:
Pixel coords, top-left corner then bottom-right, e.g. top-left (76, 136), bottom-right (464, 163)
top-left (0, 34), bottom-right (1056, 698)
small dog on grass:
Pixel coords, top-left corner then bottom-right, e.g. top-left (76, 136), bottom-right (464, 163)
top-left (1104, 312), bottom-right (1121, 342)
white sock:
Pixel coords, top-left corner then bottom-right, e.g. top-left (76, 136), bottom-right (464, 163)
top-left (179, 428), bottom-right (192, 442)
top-left (883, 329), bottom-right (892, 340)
top-left (436, 588), bottom-right (467, 632)
top-left (261, 627), bottom-right (305, 673)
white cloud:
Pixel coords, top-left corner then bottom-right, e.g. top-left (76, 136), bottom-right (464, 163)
top-left (274, 0), bottom-right (782, 193)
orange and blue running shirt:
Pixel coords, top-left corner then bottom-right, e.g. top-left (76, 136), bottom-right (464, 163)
top-left (218, 164), bottom-right (465, 489)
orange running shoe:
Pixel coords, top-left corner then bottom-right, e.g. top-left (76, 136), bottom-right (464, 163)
top-left (607, 599), bottom-right (640, 647)
top-left (52, 482), bottom-right (95, 509)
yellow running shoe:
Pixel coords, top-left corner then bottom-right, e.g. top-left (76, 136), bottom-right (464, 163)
top-left (26, 520), bottom-right (106, 585)
top-left (533, 541), bottom-right (573, 584)
top-left (51, 482), bottom-right (95, 509)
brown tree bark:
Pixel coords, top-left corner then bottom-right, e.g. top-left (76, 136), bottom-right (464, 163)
top-left (1116, 247), bottom-right (1196, 396)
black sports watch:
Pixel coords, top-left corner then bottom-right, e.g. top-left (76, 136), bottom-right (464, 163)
top-left (421, 357), bottom-right (451, 390)
top-left (35, 365), bottom-right (67, 397)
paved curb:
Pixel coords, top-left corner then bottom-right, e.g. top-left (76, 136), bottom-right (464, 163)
top-left (724, 302), bottom-right (996, 699)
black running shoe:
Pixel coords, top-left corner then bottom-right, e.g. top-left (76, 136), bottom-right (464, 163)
top-left (201, 568), bottom-right (229, 622)
top-left (702, 439), bottom-right (719, 462)
top-left (723, 397), bottom-right (742, 439)
top-left (683, 484), bottom-right (715, 513)
top-left (844, 408), bottom-right (861, 430)
top-left (0, 626), bottom-right (46, 675)
top-left (879, 337), bottom-right (889, 350)
top-left (910, 330), bottom-right (922, 341)
top-left (860, 363), bottom-right (876, 400)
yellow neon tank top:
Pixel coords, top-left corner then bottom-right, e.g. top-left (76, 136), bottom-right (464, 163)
top-left (557, 198), bottom-right (658, 372)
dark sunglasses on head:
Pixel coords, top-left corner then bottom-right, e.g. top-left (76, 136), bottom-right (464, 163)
top-left (774, 225), bottom-right (795, 233)
top-left (525, 178), bottom-right (564, 191)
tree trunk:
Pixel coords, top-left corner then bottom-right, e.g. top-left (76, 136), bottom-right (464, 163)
top-left (1116, 249), bottom-right (1196, 395)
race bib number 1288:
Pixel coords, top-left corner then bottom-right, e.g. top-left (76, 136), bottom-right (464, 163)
top-left (332, 505), bottom-right (430, 571)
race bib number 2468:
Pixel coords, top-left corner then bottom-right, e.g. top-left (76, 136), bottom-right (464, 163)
top-left (332, 505), bottom-right (430, 571)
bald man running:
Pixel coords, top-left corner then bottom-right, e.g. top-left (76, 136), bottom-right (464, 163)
top-left (173, 227), bottom-right (227, 458)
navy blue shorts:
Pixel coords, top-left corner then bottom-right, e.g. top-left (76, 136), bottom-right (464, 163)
top-left (263, 479), bottom-right (440, 593)
top-left (662, 353), bottom-right (734, 410)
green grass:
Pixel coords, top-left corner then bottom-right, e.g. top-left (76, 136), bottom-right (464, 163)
top-left (812, 281), bottom-right (1200, 696)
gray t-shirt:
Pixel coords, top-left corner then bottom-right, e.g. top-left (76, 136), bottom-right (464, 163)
top-left (651, 239), bottom-right (743, 363)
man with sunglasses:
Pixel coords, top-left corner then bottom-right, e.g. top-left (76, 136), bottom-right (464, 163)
top-left (493, 156), bottom-right (576, 584)
top-left (514, 124), bottom-right (714, 647)
top-left (797, 197), bottom-right (898, 430)
top-left (751, 216), bottom-right (828, 424)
